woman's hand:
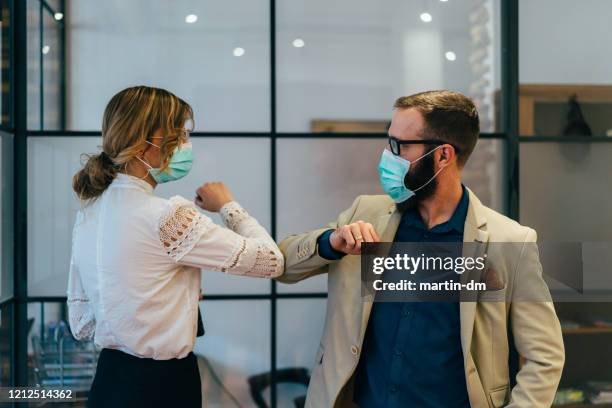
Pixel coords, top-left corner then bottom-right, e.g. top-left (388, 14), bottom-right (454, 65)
top-left (195, 182), bottom-right (235, 212)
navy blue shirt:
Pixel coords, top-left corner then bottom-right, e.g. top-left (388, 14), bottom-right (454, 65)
top-left (318, 187), bottom-right (470, 408)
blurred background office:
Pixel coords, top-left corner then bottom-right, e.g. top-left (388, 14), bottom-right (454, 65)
top-left (1, 0), bottom-right (611, 407)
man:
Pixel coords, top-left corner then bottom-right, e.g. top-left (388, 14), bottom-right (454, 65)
top-left (276, 90), bottom-right (564, 408)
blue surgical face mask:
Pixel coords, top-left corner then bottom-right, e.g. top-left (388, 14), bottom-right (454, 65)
top-left (137, 140), bottom-right (193, 184)
top-left (378, 146), bottom-right (444, 203)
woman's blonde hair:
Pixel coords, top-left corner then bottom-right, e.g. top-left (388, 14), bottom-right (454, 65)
top-left (73, 86), bottom-right (194, 200)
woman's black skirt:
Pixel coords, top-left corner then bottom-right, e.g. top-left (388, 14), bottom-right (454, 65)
top-left (87, 348), bottom-right (201, 408)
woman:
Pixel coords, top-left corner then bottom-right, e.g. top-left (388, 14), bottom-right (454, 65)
top-left (67, 86), bottom-right (283, 407)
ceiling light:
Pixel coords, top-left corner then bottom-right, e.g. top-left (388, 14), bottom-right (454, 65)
top-left (185, 14), bottom-right (198, 24)
top-left (233, 47), bottom-right (245, 57)
top-left (420, 12), bottom-right (432, 23)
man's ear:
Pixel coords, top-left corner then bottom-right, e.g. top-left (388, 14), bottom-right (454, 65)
top-left (438, 145), bottom-right (453, 164)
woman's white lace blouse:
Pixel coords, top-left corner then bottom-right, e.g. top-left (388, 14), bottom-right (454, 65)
top-left (67, 173), bottom-right (283, 360)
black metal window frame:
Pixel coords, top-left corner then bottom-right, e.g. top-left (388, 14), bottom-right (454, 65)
top-left (5, 0), bottom-right (612, 406)
top-left (6, 1), bottom-right (515, 404)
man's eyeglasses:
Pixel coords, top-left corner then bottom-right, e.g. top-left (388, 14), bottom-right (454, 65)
top-left (387, 136), bottom-right (459, 156)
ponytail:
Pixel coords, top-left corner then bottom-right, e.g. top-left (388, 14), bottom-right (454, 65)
top-left (72, 151), bottom-right (119, 200)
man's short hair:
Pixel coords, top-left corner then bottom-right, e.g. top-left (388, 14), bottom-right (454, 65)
top-left (394, 90), bottom-right (480, 167)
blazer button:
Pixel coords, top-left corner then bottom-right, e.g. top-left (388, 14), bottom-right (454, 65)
top-left (350, 345), bottom-right (359, 355)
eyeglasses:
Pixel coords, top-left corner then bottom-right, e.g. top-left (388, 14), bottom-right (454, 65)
top-left (387, 136), bottom-right (460, 156)
top-left (150, 129), bottom-right (190, 144)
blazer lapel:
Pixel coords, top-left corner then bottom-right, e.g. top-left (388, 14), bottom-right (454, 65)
top-left (459, 189), bottom-right (489, 360)
top-left (360, 202), bottom-right (402, 340)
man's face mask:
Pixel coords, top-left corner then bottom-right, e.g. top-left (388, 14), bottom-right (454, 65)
top-left (136, 139), bottom-right (193, 184)
top-left (378, 145), bottom-right (445, 203)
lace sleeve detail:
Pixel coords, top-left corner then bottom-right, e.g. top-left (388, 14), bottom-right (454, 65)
top-left (172, 200), bottom-right (284, 278)
top-left (67, 298), bottom-right (96, 341)
top-left (158, 196), bottom-right (213, 262)
top-left (219, 201), bottom-right (250, 231)
top-left (216, 237), bottom-right (282, 277)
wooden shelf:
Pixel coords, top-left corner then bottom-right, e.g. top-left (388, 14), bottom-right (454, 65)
top-left (562, 327), bottom-right (612, 334)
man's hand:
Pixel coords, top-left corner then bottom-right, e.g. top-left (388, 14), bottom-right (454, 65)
top-left (329, 221), bottom-right (380, 255)
top-left (195, 182), bottom-right (235, 212)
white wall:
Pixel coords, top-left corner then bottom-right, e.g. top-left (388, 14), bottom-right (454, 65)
top-left (520, 0), bottom-right (612, 84)
top-left (66, 0), bottom-right (270, 132)
top-left (67, 0), bottom-right (499, 132)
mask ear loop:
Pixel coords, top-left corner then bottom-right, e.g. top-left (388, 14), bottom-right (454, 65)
top-left (413, 165), bottom-right (446, 193)
top-left (126, 144), bottom-right (156, 181)
top-left (412, 144), bottom-right (443, 164)
top-left (122, 138), bottom-right (163, 180)
top-left (411, 145), bottom-right (446, 193)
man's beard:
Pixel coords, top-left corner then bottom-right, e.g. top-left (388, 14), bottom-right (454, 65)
top-left (396, 149), bottom-right (438, 213)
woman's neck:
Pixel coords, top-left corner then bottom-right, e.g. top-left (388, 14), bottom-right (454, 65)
top-left (122, 162), bottom-right (157, 189)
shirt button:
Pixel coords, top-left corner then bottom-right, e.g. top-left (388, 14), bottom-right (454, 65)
top-left (401, 309), bottom-right (411, 317)
top-left (389, 385), bottom-right (398, 393)
top-left (394, 348), bottom-right (403, 357)
top-left (350, 345), bottom-right (360, 355)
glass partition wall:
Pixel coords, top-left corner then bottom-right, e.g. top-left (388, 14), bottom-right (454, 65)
top-left (7, 0), bottom-right (609, 407)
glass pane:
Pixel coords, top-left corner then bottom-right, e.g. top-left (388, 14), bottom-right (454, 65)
top-left (67, 0), bottom-right (270, 132)
top-left (27, 137), bottom-right (99, 296)
top-left (28, 136), bottom-right (271, 296)
top-left (461, 138), bottom-right (506, 213)
top-left (46, 0), bottom-right (62, 14)
top-left (277, 0), bottom-right (501, 132)
top-left (0, 0), bottom-right (11, 125)
top-left (0, 302), bottom-right (11, 386)
top-left (42, 8), bottom-right (62, 130)
top-left (156, 138), bottom-right (272, 295)
top-left (27, 301), bottom-right (96, 391)
top-left (194, 300), bottom-right (270, 406)
top-left (276, 299), bottom-right (325, 406)
top-left (276, 138), bottom-right (385, 293)
top-left (519, 142), bottom-right (612, 241)
top-left (0, 132), bottom-right (13, 302)
top-left (519, 0), bottom-right (612, 136)
top-left (27, 0), bottom-right (41, 130)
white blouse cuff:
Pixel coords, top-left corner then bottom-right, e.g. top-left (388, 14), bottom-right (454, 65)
top-left (219, 201), bottom-right (249, 231)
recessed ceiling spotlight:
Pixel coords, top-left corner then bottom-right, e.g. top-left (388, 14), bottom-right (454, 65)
top-left (292, 38), bottom-right (305, 48)
top-left (185, 14), bottom-right (198, 24)
top-left (420, 12), bottom-right (432, 23)
top-left (445, 51), bottom-right (457, 61)
top-left (54, 12), bottom-right (64, 20)
top-left (233, 47), bottom-right (245, 57)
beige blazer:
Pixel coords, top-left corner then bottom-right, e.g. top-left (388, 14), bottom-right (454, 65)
top-left (277, 189), bottom-right (564, 408)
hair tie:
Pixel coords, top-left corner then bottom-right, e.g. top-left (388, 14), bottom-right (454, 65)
top-left (100, 151), bottom-right (116, 167)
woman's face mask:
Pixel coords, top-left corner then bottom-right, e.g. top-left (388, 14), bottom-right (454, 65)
top-left (136, 139), bottom-right (193, 184)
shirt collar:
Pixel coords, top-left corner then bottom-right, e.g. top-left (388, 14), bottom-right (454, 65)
top-left (402, 185), bottom-right (469, 233)
top-left (112, 173), bottom-right (154, 194)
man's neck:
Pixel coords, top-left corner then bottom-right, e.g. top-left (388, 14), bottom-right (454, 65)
top-left (417, 182), bottom-right (463, 230)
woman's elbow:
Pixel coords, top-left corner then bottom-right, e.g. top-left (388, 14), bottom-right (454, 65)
top-left (270, 247), bottom-right (285, 278)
